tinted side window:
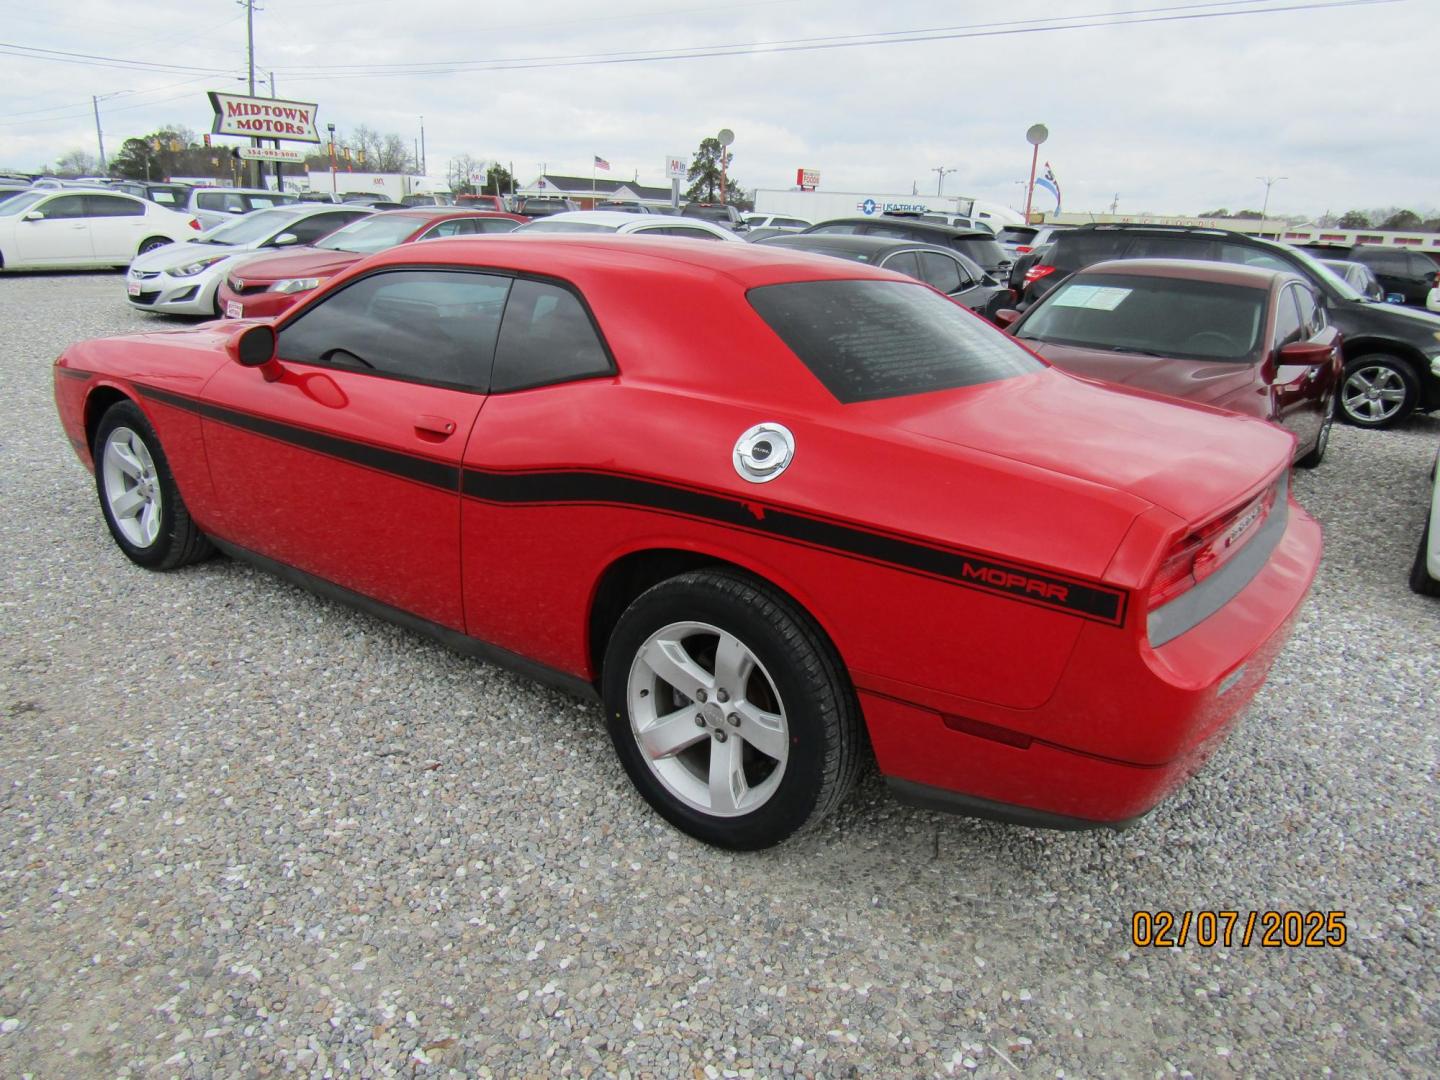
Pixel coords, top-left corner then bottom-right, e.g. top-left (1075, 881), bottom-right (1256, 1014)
top-left (85, 195), bottom-right (145, 217)
top-left (421, 218), bottom-right (479, 239)
top-left (1408, 254), bottom-right (1436, 276)
top-left (917, 251), bottom-right (964, 294)
top-left (862, 222), bottom-right (922, 240)
top-left (1294, 287), bottom-right (1324, 335)
top-left (476, 218), bottom-right (520, 234)
top-left (40, 195), bottom-right (88, 219)
top-left (1048, 232), bottom-right (1130, 271)
top-left (491, 279), bottom-right (614, 393)
top-left (880, 251), bottom-right (921, 280)
top-left (1217, 243), bottom-right (1294, 273)
top-left (276, 270), bottom-right (511, 390)
top-left (806, 223), bottom-right (862, 235)
top-left (1362, 249), bottom-right (1407, 272)
top-left (1126, 235), bottom-right (1216, 261)
top-left (1273, 286), bottom-right (1303, 347)
top-left (286, 213), bottom-right (355, 244)
top-left (776, 218), bottom-right (808, 228)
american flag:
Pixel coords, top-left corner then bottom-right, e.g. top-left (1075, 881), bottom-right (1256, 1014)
top-left (593, 155), bottom-right (610, 171)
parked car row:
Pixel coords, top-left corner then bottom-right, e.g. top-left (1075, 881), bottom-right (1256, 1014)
top-left (1011, 224), bottom-right (1440, 429)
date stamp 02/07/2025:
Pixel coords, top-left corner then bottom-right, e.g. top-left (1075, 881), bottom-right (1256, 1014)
top-left (1131, 911), bottom-right (1347, 948)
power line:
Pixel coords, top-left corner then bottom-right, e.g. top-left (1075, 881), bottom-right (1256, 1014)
top-left (267, 0), bottom-right (1395, 80)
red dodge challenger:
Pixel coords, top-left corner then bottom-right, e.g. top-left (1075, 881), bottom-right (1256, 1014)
top-left (54, 236), bottom-right (1322, 849)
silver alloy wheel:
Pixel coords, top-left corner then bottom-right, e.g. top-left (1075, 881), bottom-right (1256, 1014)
top-left (1342, 364), bottom-right (1408, 423)
top-left (626, 620), bottom-right (789, 817)
top-left (101, 425), bottom-right (162, 548)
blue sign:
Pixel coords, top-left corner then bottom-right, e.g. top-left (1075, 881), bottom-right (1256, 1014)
top-left (861, 198), bottom-right (877, 215)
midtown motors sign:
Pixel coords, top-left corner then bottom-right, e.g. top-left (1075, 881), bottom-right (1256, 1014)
top-left (208, 92), bottom-right (322, 143)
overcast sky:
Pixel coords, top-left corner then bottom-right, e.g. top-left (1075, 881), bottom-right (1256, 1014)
top-left (1, 0), bottom-right (1434, 218)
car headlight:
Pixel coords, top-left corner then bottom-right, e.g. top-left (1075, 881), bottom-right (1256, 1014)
top-left (173, 255), bottom-right (230, 277)
top-left (271, 277), bottom-right (320, 295)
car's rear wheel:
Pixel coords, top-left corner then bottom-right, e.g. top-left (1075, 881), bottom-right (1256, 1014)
top-left (93, 401), bottom-right (213, 570)
top-left (137, 236), bottom-right (172, 256)
top-left (1339, 355), bottom-right (1418, 429)
top-left (601, 569), bottom-right (862, 850)
top-left (1295, 394), bottom-right (1335, 469)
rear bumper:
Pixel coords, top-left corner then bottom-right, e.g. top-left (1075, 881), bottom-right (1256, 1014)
top-left (865, 495), bottom-right (1322, 826)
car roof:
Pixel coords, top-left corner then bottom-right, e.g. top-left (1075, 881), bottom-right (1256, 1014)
top-left (360, 232), bottom-right (905, 289)
top-left (370, 206), bottom-right (510, 221)
top-left (194, 187), bottom-right (282, 196)
top-left (1082, 257), bottom-right (1292, 289)
top-left (759, 233), bottom-right (969, 259)
top-left (531, 209), bottom-right (682, 226)
top-left (808, 217), bottom-right (995, 240)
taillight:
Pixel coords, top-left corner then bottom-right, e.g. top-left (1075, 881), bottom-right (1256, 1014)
top-left (1015, 245), bottom-right (1033, 254)
top-left (1024, 264), bottom-right (1058, 285)
top-left (1147, 483), bottom-right (1279, 610)
top-left (188, 218), bottom-right (202, 230)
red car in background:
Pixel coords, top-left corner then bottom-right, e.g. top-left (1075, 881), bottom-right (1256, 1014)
top-left (216, 208), bottom-right (527, 319)
top-left (999, 259), bottom-right (1342, 468)
top-left (54, 237), bottom-right (1321, 849)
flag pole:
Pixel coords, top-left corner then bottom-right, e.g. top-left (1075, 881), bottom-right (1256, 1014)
top-left (591, 159), bottom-right (596, 209)
top-left (1023, 142), bottom-right (1039, 222)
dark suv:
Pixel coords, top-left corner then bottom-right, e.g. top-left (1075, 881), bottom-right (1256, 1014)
top-left (1295, 243), bottom-right (1438, 306)
top-left (801, 217), bottom-right (1013, 280)
top-left (1017, 224), bottom-right (1440, 428)
top-left (514, 196), bottom-right (578, 218)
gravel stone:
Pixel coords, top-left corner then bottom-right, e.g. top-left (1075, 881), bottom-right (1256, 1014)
top-left (0, 272), bottom-right (1436, 1078)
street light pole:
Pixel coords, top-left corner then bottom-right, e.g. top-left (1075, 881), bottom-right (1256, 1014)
top-left (328, 122), bottom-right (337, 196)
top-left (1258, 175), bottom-right (1287, 221)
top-left (932, 166), bottom-right (954, 196)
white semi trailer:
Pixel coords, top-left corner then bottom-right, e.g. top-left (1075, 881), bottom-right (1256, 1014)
top-left (752, 189), bottom-right (1025, 231)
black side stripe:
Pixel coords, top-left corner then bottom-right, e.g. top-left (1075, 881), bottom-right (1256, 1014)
top-left (465, 469), bottom-right (1127, 625)
top-left (56, 366), bottom-right (94, 380)
top-left (137, 383), bottom-right (460, 491)
top-left (133, 382), bottom-right (1126, 625)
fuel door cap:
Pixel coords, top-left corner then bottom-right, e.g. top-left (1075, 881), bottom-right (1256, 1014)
top-left (733, 422), bottom-right (795, 483)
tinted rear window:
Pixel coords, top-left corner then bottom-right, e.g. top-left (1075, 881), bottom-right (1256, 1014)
top-left (952, 238), bottom-right (1007, 269)
top-left (997, 227), bottom-right (1038, 245)
top-left (749, 280), bottom-right (1043, 404)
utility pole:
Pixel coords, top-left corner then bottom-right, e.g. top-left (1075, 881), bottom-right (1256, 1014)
top-left (1258, 175), bottom-right (1287, 221)
top-left (240, 0), bottom-right (260, 187)
top-left (268, 71), bottom-right (281, 191)
top-left (1110, 193), bottom-right (1119, 215)
top-left (92, 96), bottom-right (106, 171)
top-left (932, 166), bottom-right (954, 196)
top-left (419, 116), bottom-right (426, 175)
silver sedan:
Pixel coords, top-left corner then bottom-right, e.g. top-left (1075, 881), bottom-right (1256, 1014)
top-left (124, 204), bottom-right (371, 316)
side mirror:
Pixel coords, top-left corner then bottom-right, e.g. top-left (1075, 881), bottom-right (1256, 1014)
top-left (1277, 341), bottom-right (1332, 366)
top-left (229, 324), bottom-right (282, 381)
top-left (271, 232), bottom-right (299, 247)
top-left (22, 210), bottom-right (43, 222)
top-left (993, 308), bottom-right (1021, 329)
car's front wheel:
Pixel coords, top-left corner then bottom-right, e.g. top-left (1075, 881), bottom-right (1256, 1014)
top-left (93, 400), bottom-right (213, 570)
top-left (137, 236), bottom-right (172, 256)
top-left (602, 569), bottom-right (862, 849)
top-left (1339, 354), bottom-right (1418, 429)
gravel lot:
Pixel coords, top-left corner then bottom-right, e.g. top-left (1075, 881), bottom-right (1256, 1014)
top-left (1, 271), bottom-right (1436, 1079)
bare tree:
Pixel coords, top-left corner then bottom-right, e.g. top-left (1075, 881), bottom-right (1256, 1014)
top-left (447, 154), bottom-right (483, 194)
top-left (379, 133), bottom-right (413, 173)
top-left (54, 149), bottom-right (98, 176)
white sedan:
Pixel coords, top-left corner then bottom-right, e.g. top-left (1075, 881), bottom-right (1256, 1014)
top-left (1427, 285), bottom-right (1439, 314)
top-left (0, 189), bottom-right (200, 270)
top-left (1412, 447), bottom-right (1440, 596)
top-left (514, 210), bottom-right (743, 242)
top-left (125, 203), bottom-right (371, 316)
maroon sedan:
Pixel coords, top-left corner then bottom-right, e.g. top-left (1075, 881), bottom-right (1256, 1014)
top-left (217, 208), bottom-right (528, 319)
top-left (999, 259), bottom-right (1342, 467)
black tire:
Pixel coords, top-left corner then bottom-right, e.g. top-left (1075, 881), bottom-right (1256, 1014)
top-left (93, 400), bottom-right (213, 570)
top-left (1338, 354), bottom-right (1419, 429)
top-left (1410, 521), bottom-right (1440, 597)
top-left (601, 569), bottom-right (863, 850)
top-left (1295, 394), bottom-right (1335, 469)
top-left (137, 236), bottom-right (172, 256)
